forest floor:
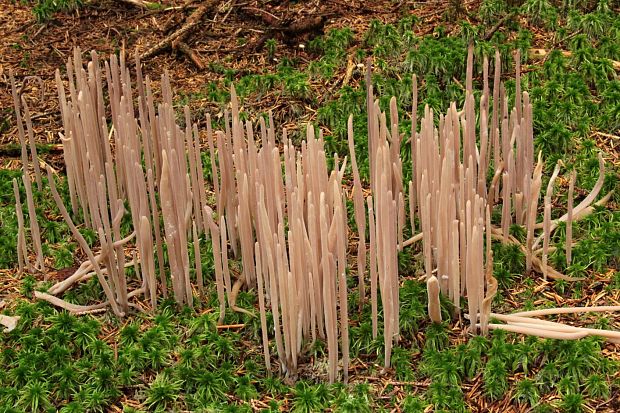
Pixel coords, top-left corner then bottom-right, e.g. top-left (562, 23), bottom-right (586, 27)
top-left (1, 1), bottom-right (620, 412)
top-left (0, 0), bottom-right (449, 142)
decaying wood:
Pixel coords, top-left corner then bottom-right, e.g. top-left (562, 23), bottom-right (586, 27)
top-left (244, 13), bottom-right (327, 51)
top-left (242, 7), bottom-right (325, 35)
top-left (282, 16), bottom-right (326, 35)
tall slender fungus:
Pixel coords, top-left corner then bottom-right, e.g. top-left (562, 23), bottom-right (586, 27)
top-left (427, 276), bottom-right (442, 323)
top-left (46, 166), bottom-right (123, 317)
top-left (566, 170), bottom-right (576, 265)
top-left (11, 71), bottom-right (45, 273)
top-left (542, 163), bottom-right (561, 280)
top-left (13, 179), bottom-right (29, 274)
top-left (347, 115), bottom-right (367, 312)
top-left (13, 47), bottom-right (619, 384)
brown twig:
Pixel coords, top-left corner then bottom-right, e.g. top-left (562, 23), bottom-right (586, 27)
top-left (139, 0), bottom-right (221, 62)
top-left (483, 12), bottom-right (515, 41)
top-left (174, 40), bottom-right (205, 70)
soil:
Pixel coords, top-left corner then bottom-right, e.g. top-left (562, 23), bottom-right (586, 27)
top-left (0, 0), bottom-right (472, 151)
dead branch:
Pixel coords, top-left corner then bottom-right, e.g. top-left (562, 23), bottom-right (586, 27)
top-left (483, 12), bottom-right (515, 41)
top-left (173, 41), bottom-right (205, 70)
top-left (245, 14), bottom-right (327, 52)
top-left (139, 0), bottom-right (221, 62)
